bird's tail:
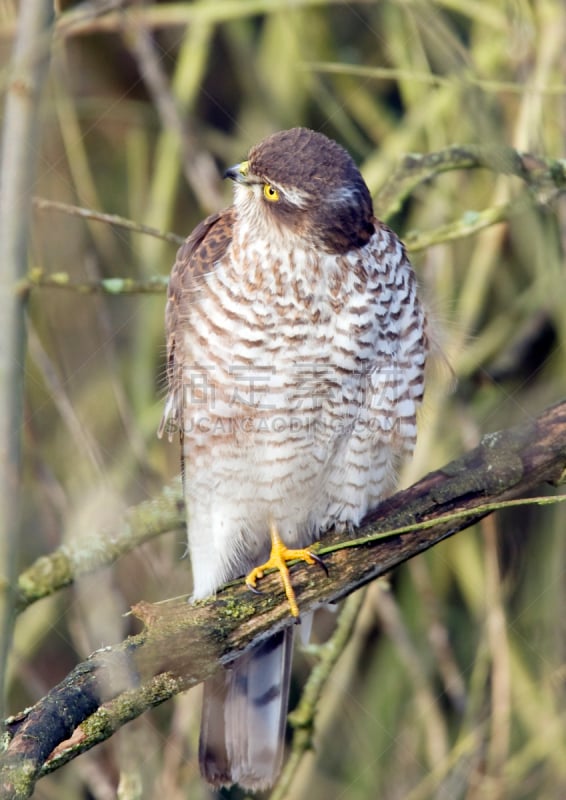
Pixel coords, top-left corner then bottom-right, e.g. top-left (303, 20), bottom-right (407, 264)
top-left (199, 628), bottom-right (294, 790)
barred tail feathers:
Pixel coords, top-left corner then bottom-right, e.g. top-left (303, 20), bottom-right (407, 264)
top-left (199, 628), bottom-right (294, 790)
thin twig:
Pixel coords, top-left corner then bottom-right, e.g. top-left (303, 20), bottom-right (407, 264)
top-left (22, 270), bottom-right (169, 295)
top-left (32, 196), bottom-right (185, 246)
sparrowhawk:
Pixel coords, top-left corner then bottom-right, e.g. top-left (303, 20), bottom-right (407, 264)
top-left (160, 127), bottom-right (428, 790)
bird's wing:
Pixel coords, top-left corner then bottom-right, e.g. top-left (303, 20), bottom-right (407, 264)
top-left (158, 207), bottom-right (235, 442)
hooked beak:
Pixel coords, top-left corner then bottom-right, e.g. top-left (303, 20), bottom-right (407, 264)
top-left (223, 160), bottom-right (249, 183)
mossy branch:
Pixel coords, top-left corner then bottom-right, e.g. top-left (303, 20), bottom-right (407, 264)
top-left (376, 145), bottom-right (566, 221)
top-left (14, 480), bottom-right (185, 613)
top-left (1, 400), bottom-right (565, 799)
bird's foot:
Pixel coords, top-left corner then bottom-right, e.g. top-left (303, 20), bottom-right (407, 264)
top-left (245, 521), bottom-right (327, 619)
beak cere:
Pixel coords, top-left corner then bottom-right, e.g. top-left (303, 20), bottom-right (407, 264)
top-left (224, 160), bottom-right (250, 183)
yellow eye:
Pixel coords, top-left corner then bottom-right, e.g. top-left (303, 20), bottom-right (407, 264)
top-left (263, 184), bottom-right (279, 202)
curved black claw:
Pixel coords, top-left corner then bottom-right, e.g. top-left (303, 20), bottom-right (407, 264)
top-left (310, 551), bottom-right (329, 577)
top-left (246, 582), bottom-right (264, 596)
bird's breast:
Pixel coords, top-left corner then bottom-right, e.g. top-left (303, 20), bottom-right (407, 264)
top-left (183, 241), bottom-right (385, 389)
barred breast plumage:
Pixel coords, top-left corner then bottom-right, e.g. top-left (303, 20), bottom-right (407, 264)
top-left (160, 127), bottom-right (428, 790)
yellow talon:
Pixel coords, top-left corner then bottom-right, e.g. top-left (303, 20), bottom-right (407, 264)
top-left (245, 520), bottom-right (324, 618)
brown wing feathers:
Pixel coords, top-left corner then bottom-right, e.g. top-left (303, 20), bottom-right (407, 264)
top-left (158, 208), bottom-right (235, 441)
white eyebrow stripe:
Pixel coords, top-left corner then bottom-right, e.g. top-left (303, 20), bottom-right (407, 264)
top-left (279, 186), bottom-right (309, 207)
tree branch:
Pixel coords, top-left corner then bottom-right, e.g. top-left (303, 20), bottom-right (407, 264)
top-left (376, 145), bottom-right (566, 220)
top-left (14, 481), bottom-right (185, 613)
top-left (1, 400), bottom-right (565, 799)
top-left (31, 197), bottom-right (185, 248)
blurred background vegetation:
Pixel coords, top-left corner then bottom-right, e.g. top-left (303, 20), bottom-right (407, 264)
top-left (1, 0), bottom-right (566, 798)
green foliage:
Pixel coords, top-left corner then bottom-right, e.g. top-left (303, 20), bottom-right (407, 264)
top-left (2, 1), bottom-right (565, 798)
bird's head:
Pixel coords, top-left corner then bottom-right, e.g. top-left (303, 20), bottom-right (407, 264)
top-left (224, 128), bottom-right (375, 254)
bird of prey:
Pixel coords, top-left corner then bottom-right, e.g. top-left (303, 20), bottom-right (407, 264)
top-left (159, 127), bottom-right (428, 790)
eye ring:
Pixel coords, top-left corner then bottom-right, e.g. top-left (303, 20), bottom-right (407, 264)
top-left (263, 184), bottom-right (280, 202)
